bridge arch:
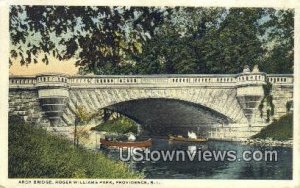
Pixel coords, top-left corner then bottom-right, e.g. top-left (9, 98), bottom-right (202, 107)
top-left (103, 98), bottom-right (238, 136)
top-left (62, 87), bottom-right (248, 126)
top-left (105, 98), bottom-right (232, 123)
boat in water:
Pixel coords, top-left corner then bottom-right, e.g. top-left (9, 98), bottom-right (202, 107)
top-left (100, 138), bottom-right (152, 148)
top-left (169, 135), bottom-right (208, 142)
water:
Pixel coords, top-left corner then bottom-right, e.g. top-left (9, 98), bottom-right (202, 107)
top-left (99, 139), bottom-right (292, 179)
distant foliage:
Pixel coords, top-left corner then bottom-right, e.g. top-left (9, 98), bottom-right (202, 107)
top-left (91, 117), bottom-right (138, 134)
top-left (8, 122), bottom-right (142, 178)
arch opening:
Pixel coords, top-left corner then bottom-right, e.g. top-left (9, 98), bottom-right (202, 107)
top-left (100, 98), bottom-right (233, 137)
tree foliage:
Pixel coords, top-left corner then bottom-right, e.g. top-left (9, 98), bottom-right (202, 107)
top-left (259, 9), bottom-right (294, 73)
top-left (137, 8), bottom-right (293, 74)
top-left (10, 6), bottom-right (294, 74)
top-left (91, 116), bottom-right (138, 134)
top-left (10, 6), bottom-right (169, 74)
top-left (73, 105), bottom-right (102, 146)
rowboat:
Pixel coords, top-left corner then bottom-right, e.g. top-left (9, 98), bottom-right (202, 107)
top-left (100, 138), bottom-right (152, 148)
top-left (169, 135), bottom-right (208, 142)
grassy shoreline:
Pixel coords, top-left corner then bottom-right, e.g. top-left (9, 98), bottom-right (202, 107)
top-left (252, 113), bottom-right (293, 141)
top-left (8, 118), bottom-right (143, 178)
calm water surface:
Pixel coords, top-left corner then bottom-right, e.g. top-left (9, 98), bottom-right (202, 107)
top-left (99, 139), bottom-right (292, 179)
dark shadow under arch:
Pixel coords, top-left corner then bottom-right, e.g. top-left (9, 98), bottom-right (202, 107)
top-left (100, 98), bottom-right (233, 136)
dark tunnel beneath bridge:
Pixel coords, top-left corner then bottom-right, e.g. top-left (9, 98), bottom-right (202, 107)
top-left (105, 98), bottom-right (233, 137)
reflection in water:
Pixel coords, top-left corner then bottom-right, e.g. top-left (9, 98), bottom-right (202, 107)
top-left (99, 139), bottom-right (292, 179)
top-left (187, 145), bottom-right (197, 154)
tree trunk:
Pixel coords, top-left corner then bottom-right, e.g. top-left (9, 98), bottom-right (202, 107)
top-left (74, 118), bottom-right (78, 147)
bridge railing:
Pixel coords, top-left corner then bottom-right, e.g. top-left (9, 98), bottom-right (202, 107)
top-left (9, 76), bottom-right (37, 89)
top-left (68, 76), bottom-right (139, 84)
top-left (170, 75), bottom-right (237, 84)
top-left (237, 73), bottom-right (267, 82)
top-left (267, 74), bottom-right (293, 84)
top-left (68, 74), bottom-right (238, 86)
top-left (36, 75), bottom-right (68, 83)
top-left (9, 73), bottom-right (294, 88)
top-left (9, 76), bottom-right (36, 85)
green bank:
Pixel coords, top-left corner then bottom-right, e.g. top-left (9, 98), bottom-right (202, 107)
top-left (252, 113), bottom-right (293, 141)
top-left (8, 116), bottom-right (143, 178)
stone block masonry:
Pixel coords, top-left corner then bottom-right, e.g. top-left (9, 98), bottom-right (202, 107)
top-left (9, 90), bottom-right (50, 126)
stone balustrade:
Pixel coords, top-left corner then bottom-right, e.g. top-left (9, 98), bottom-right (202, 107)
top-left (36, 74), bottom-right (68, 83)
top-left (267, 74), bottom-right (293, 84)
top-left (9, 76), bottom-right (36, 85)
top-left (10, 73), bottom-right (291, 88)
top-left (67, 75), bottom-right (238, 85)
top-left (35, 73), bottom-right (69, 89)
top-left (237, 73), bottom-right (266, 82)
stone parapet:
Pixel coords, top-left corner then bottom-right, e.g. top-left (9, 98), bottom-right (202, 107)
top-left (9, 73), bottom-right (293, 88)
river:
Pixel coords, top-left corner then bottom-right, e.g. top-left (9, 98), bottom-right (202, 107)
top-left (98, 139), bottom-right (292, 179)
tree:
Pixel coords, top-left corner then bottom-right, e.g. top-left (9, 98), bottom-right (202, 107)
top-left (136, 7), bottom-right (226, 74)
top-left (10, 6), bottom-right (170, 74)
top-left (259, 9), bottom-right (294, 73)
top-left (200, 8), bottom-right (266, 73)
top-left (137, 8), bottom-right (268, 74)
top-left (135, 35), bottom-right (199, 74)
top-left (10, 6), bottom-right (293, 75)
top-left (73, 105), bottom-right (102, 147)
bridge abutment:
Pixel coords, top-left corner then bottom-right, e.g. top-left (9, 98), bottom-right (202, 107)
top-left (36, 74), bottom-right (70, 126)
top-left (236, 67), bottom-right (266, 125)
top-left (9, 90), bottom-right (46, 125)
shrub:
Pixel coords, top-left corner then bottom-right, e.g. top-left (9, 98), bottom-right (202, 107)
top-left (91, 117), bottom-right (138, 134)
top-left (252, 113), bottom-right (293, 141)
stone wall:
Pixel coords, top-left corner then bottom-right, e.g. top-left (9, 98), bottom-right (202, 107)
top-left (271, 85), bottom-right (293, 120)
top-left (9, 90), bottom-right (50, 126)
top-left (208, 125), bottom-right (265, 141)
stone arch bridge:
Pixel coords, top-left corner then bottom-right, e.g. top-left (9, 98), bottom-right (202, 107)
top-left (9, 70), bottom-right (293, 140)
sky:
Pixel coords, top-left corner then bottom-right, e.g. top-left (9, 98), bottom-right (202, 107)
top-left (9, 56), bottom-right (79, 75)
top-left (9, 6), bottom-right (83, 75)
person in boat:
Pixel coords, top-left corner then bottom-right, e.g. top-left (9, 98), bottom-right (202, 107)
top-left (105, 134), bottom-right (118, 141)
top-left (127, 132), bottom-right (136, 141)
top-left (188, 131), bottom-right (197, 139)
top-left (105, 134), bottom-right (128, 141)
top-left (105, 136), bottom-right (112, 141)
